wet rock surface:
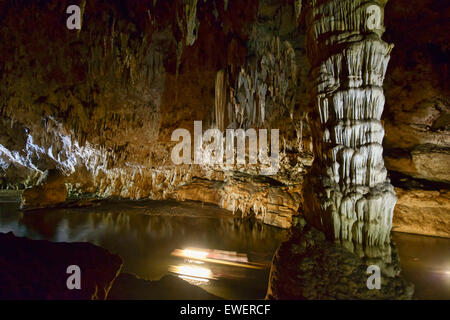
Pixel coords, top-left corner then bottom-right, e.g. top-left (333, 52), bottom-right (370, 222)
top-left (108, 273), bottom-right (221, 300)
top-left (20, 169), bottom-right (67, 210)
top-left (266, 218), bottom-right (414, 300)
top-left (0, 232), bottom-right (122, 300)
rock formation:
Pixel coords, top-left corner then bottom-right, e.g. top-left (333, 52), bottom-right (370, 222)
top-left (266, 216), bottom-right (414, 299)
top-left (0, 0), bottom-right (447, 236)
top-left (0, 232), bottom-right (122, 299)
top-left (390, 173), bottom-right (450, 238)
top-left (173, 174), bottom-right (303, 228)
top-left (0, 0), bottom-right (447, 302)
top-left (20, 169), bottom-right (67, 210)
top-left (108, 273), bottom-right (221, 300)
top-left (382, 0), bottom-right (449, 186)
top-left (381, 0), bottom-right (449, 237)
top-left (265, 1), bottom-right (416, 300)
top-left (302, 0), bottom-right (397, 258)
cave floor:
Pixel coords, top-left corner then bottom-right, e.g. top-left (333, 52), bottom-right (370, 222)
top-left (0, 191), bottom-right (448, 300)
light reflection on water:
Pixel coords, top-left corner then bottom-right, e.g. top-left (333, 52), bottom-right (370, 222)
top-left (0, 193), bottom-right (448, 300)
top-left (0, 198), bottom-right (287, 299)
top-left (392, 232), bottom-right (450, 300)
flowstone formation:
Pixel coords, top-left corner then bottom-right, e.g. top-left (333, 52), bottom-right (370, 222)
top-left (225, 36), bottom-right (298, 130)
top-left (266, 216), bottom-right (414, 299)
top-left (302, 0), bottom-right (396, 259)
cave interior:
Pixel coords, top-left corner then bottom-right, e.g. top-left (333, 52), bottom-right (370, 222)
top-left (0, 0), bottom-right (448, 301)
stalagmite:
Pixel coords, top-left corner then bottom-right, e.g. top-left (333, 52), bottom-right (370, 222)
top-left (303, 0), bottom-right (396, 258)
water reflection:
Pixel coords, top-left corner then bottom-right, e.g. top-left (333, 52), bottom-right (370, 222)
top-left (169, 264), bottom-right (216, 282)
top-left (1, 196), bottom-right (448, 299)
top-left (392, 232), bottom-right (450, 300)
top-left (0, 199), bottom-right (287, 299)
top-left (168, 247), bottom-right (268, 287)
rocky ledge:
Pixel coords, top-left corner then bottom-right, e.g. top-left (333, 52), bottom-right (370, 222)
top-left (20, 169), bottom-right (67, 210)
top-left (390, 173), bottom-right (450, 238)
top-left (108, 273), bottom-right (221, 300)
top-left (393, 188), bottom-right (450, 238)
top-left (266, 218), bottom-right (414, 300)
top-left (173, 174), bottom-right (303, 229)
top-left (0, 232), bottom-right (122, 299)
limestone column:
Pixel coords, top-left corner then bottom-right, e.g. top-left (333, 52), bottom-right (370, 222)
top-left (303, 0), bottom-right (396, 258)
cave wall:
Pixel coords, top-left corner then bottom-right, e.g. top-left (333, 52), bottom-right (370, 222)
top-left (383, 0), bottom-right (449, 183)
top-left (0, 0), bottom-right (312, 228)
top-left (0, 0), bottom-right (448, 236)
top-left (382, 0), bottom-right (450, 237)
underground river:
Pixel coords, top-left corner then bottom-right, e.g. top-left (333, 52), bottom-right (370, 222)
top-left (0, 191), bottom-right (448, 299)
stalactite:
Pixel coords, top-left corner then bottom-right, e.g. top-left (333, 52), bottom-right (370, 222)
top-left (226, 36), bottom-right (297, 129)
top-left (295, 0), bottom-right (302, 21)
top-left (181, 0), bottom-right (200, 46)
top-left (303, 0), bottom-right (396, 258)
top-left (215, 70), bottom-right (227, 131)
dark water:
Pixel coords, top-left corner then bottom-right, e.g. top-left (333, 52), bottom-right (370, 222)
top-left (392, 232), bottom-right (450, 300)
top-left (0, 191), bottom-right (448, 299)
top-left (0, 193), bottom-right (287, 299)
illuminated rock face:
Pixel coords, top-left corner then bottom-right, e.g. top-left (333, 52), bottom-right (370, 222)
top-left (0, 0), bottom-right (446, 237)
top-left (224, 36), bottom-right (298, 130)
top-left (0, 0), bottom-right (308, 228)
top-left (20, 169), bottom-right (67, 210)
top-left (303, 0), bottom-right (396, 257)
